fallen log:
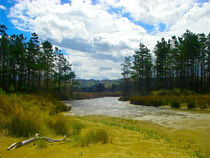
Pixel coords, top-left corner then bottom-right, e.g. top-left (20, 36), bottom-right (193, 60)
top-left (8, 134), bottom-right (71, 150)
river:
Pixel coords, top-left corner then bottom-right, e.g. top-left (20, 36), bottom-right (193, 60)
top-left (64, 97), bottom-right (210, 129)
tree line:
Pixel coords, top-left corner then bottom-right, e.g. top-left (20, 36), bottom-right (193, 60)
top-left (0, 25), bottom-right (75, 93)
top-left (121, 30), bottom-right (210, 97)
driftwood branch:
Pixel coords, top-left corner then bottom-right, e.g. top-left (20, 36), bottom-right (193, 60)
top-left (8, 134), bottom-right (71, 150)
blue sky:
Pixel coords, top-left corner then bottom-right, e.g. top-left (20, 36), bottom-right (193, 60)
top-left (0, 0), bottom-right (159, 38)
top-left (0, 0), bottom-right (210, 80)
top-left (0, 1), bottom-right (30, 38)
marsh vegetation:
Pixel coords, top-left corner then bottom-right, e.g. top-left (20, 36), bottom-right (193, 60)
top-left (0, 94), bottom-right (209, 158)
top-left (1, 18), bottom-right (210, 158)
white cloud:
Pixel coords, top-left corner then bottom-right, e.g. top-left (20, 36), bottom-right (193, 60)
top-left (99, 0), bottom-right (194, 25)
top-left (65, 49), bottom-right (121, 80)
top-left (8, 0), bottom-right (210, 79)
top-left (0, 5), bottom-right (7, 10)
top-left (169, 2), bottom-right (210, 35)
top-left (151, 1), bottom-right (210, 47)
top-left (8, 0), bottom-right (147, 79)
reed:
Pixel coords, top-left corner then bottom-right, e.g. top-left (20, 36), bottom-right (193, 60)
top-left (76, 128), bottom-right (109, 147)
top-left (129, 95), bottom-right (210, 109)
top-left (0, 92), bottom-right (69, 137)
top-left (47, 115), bottom-right (70, 135)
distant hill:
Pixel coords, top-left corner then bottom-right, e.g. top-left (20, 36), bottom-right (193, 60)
top-left (75, 79), bottom-right (122, 92)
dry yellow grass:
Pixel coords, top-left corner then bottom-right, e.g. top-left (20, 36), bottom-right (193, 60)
top-left (1, 115), bottom-right (209, 158)
top-left (0, 93), bottom-right (209, 158)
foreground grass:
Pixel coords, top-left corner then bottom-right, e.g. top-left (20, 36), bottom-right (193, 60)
top-left (1, 115), bottom-right (209, 158)
top-left (0, 93), bottom-right (209, 158)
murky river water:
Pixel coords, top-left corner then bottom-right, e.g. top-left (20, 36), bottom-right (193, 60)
top-left (65, 97), bottom-right (210, 129)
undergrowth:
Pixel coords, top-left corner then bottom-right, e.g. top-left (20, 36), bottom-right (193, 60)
top-left (0, 92), bottom-right (71, 137)
top-left (0, 91), bottom-right (109, 147)
top-left (129, 95), bottom-right (210, 109)
top-left (74, 128), bottom-right (109, 147)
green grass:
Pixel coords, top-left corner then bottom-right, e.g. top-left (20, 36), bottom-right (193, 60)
top-left (0, 114), bottom-right (209, 157)
top-left (70, 120), bottom-right (85, 135)
top-left (36, 139), bottom-right (48, 149)
top-left (75, 128), bottom-right (109, 147)
top-left (151, 89), bottom-right (196, 96)
top-left (0, 92), bottom-right (69, 137)
top-left (129, 95), bottom-right (210, 109)
top-left (191, 150), bottom-right (206, 158)
top-left (0, 91), bottom-right (209, 158)
top-left (47, 115), bottom-right (70, 135)
top-left (8, 107), bottom-right (41, 137)
top-left (0, 92), bottom-right (109, 148)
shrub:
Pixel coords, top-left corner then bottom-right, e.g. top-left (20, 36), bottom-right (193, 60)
top-left (76, 128), bottom-right (109, 147)
top-left (119, 96), bottom-right (129, 101)
top-left (0, 112), bottom-right (8, 129)
top-left (36, 139), bottom-right (47, 148)
top-left (8, 107), bottom-right (41, 137)
top-left (70, 120), bottom-right (85, 135)
top-left (48, 115), bottom-right (70, 135)
top-left (170, 101), bottom-right (180, 108)
top-left (130, 96), bottom-right (163, 106)
top-left (0, 88), bottom-right (5, 95)
top-left (49, 101), bottom-right (69, 115)
top-left (55, 102), bottom-right (69, 113)
top-left (129, 94), bottom-right (210, 109)
top-left (149, 96), bottom-right (162, 107)
top-left (187, 102), bottom-right (196, 109)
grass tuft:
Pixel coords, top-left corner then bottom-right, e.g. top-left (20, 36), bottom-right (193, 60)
top-left (36, 139), bottom-right (48, 149)
top-left (8, 106), bottom-right (41, 137)
top-left (48, 115), bottom-right (70, 135)
top-left (76, 128), bottom-right (109, 147)
top-left (0, 93), bottom-right (70, 137)
top-left (70, 120), bottom-right (85, 135)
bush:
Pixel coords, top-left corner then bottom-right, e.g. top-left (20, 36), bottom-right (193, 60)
top-left (8, 107), bottom-right (41, 137)
top-left (70, 120), bottom-right (85, 135)
top-left (49, 101), bottom-right (69, 115)
top-left (170, 101), bottom-right (180, 108)
top-left (36, 139), bottom-right (47, 148)
top-left (0, 88), bottom-right (5, 95)
top-left (149, 96), bottom-right (163, 107)
top-left (187, 102), bottom-right (196, 109)
top-left (119, 96), bottom-right (129, 101)
top-left (129, 94), bottom-right (210, 109)
top-left (151, 89), bottom-right (198, 96)
top-left (48, 115), bottom-right (70, 135)
top-left (76, 128), bottom-right (109, 147)
top-left (130, 96), bottom-right (163, 107)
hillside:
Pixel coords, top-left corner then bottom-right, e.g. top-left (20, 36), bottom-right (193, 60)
top-left (75, 79), bottom-right (122, 92)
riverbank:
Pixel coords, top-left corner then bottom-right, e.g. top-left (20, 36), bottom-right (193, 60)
top-left (0, 94), bottom-right (209, 158)
top-left (126, 95), bottom-right (210, 109)
top-left (70, 92), bottom-right (121, 100)
top-left (1, 115), bottom-right (209, 158)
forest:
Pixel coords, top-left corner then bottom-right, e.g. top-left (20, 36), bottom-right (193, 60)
top-left (0, 25), bottom-right (75, 95)
top-left (121, 30), bottom-right (210, 97)
top-left (1, 26), bottom-right (210, 158)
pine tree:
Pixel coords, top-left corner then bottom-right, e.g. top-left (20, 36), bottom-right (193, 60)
top-left (132, 43), bottom-right (152, 94)
top-left (121, 56), bottom-right (131, 97)
top-left (42, 41), bottom-right (54, 89)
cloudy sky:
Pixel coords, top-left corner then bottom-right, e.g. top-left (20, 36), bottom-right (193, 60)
top-left (0, 0), bottom-right (210, 80)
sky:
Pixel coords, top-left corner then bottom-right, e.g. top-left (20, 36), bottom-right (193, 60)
top-left (0, 0), bottom-right (210, 80)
